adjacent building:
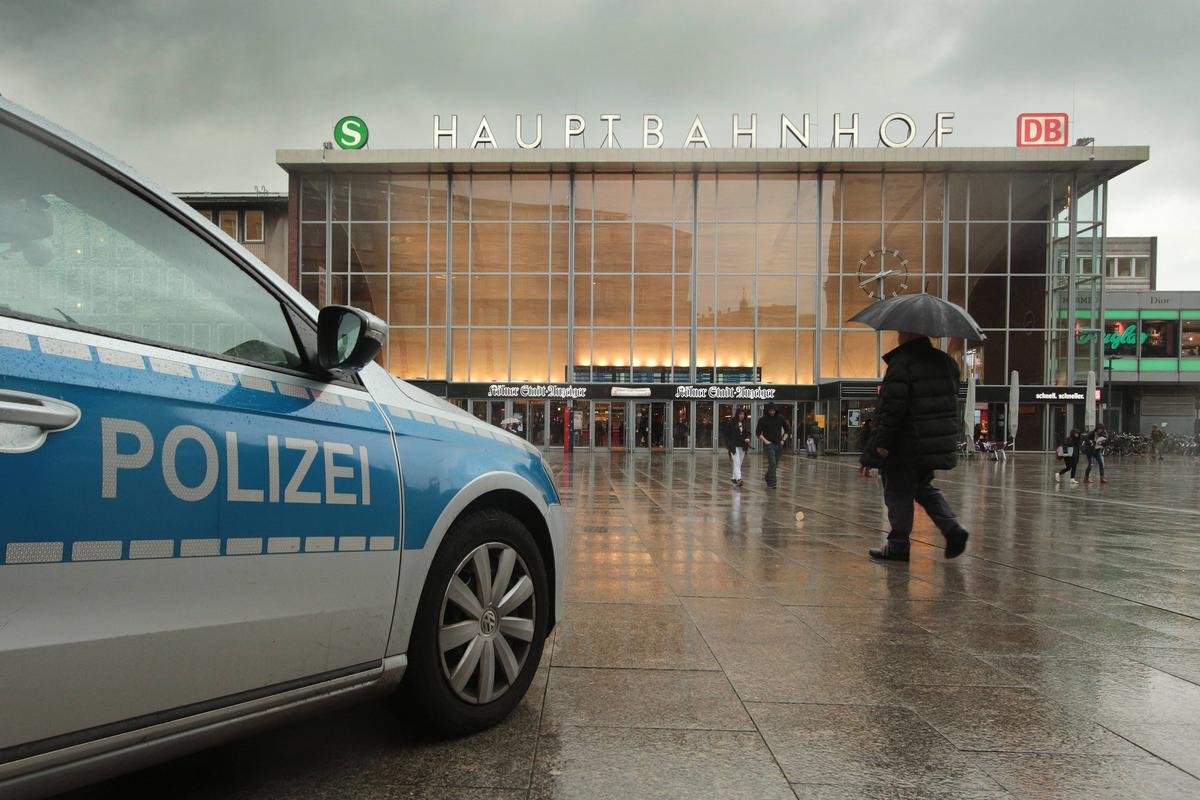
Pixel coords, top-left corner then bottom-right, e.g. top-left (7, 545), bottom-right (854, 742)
top-left (1102, 290), bottom-right (1200, 435)
top-left (178, 191), bottom-right (289, 281)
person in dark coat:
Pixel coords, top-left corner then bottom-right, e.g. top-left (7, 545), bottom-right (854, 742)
top-left (1055, 429), bottom-right (1081, 485)
top-left (858, 332), bottom-right (970, 561)
top-left (755, 402), bottom-right (791, 488)
top-left (724, 408), bottom-right (752, 486)
top-left (858, 417), bottom-right (876, 476)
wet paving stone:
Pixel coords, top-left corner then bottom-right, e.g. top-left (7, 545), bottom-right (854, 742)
top-left (529, 727), bottom-right (796, 800)
top-left (971, 752), bottom-right (1200, 799)
top-left (1106, 646), bottom-right (1200, 685)
top-left (747, 702), bottom-right (1005, 792)
top-left (551, 601), bottom-right (719, 670)
top-left (983, 654), bottom-right (1200, 726)
top-left (927, 623), bottom-right (1100, 658)
top-left (895, 686), bottom-right (1142, 755)
top-left (1109, 724), bottom-right (1200, 779)
top-left (541, 667), bottom-right (753, 732)
top-left (790, 786), bottom-right (1013, 800)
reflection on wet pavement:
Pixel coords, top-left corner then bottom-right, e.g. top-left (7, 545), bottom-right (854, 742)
top-left (63, 452), bottom-right (1200, 799)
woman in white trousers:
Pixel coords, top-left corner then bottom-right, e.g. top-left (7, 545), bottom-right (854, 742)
top-left (725, 408), bottom-right (752, 486)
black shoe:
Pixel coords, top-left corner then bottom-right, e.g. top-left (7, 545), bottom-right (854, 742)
top-left (868, 545), bottom-right (910, 562)
top-left (944, 528), bottom-right (969, 559)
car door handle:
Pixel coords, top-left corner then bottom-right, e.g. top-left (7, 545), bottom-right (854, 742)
top-left (0, 390), bottom-right (81, 431)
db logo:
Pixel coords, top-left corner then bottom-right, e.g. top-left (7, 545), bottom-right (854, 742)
top-left (1017, 113), bottom-right (1069, 147)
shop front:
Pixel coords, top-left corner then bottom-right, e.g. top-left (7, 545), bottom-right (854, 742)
top-left (443, 382), bottom-right (818, 453)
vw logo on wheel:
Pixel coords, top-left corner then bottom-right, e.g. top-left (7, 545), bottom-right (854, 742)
top-left (480, 608), bottom-right (498, 635)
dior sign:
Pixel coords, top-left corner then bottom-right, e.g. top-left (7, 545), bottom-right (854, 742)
top-left (433, 112), bottom-right (956, 149)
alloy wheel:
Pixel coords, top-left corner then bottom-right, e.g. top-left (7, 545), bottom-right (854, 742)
top-left (437, 541), bottom-right (537, 705)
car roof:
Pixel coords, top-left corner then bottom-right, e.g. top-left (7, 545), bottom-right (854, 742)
top-left (0, 94), bottom-right (313, 318)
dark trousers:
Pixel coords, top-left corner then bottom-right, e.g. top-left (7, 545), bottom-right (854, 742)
top-left (763, 443), bottom-right (783, 486)
top-left (1085, 452), bottom-right (1105, 478)
top-left (881, 467), bottom-right (961, 549)
top-left (1058, 458), bottom-right (1078, 478)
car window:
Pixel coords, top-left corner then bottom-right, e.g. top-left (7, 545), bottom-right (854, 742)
top-left (0, 121), bottom-right (302, 369)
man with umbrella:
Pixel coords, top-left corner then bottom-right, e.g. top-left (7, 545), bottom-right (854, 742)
top-left (850, 294), bottom-right (974, 561)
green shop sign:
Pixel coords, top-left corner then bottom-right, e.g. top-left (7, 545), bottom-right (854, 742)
top-left (1076, 324), bottom-right (1147, 350)
top-left (333, 116), bottom-right (369, 149)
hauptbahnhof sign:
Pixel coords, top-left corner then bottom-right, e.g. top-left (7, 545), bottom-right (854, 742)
top-left (429, 112), bottom-right (957, 149)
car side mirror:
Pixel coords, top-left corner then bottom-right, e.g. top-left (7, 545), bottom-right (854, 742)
top-left (316, 305), bottom-right (386, 379)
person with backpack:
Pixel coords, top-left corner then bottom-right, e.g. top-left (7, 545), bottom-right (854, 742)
top-left (1084, 424), bottom-right (1108, 484)
top-left (724, 408), bottom-right (752, 487)
top-left (1055, 429), bottom-right (1081, 485)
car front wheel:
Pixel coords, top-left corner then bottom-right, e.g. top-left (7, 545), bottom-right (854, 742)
top-left (403, 508), bottom-right (548, 735)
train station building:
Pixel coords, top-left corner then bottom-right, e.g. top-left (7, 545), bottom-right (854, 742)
top-left (274, 142), bottom-right (1156, 452)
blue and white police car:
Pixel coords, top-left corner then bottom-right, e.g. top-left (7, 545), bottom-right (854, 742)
top-left (0, 97), bottom-right (566, 799)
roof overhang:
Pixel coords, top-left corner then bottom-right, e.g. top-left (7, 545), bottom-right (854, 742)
top-left (276, 145), bottom-right (1148, 183)
top-left (176, 192), bottom-right (288, 204)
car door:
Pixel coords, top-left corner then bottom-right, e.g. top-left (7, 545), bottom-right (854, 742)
top-left (0, 113), bottom-right (402, 754)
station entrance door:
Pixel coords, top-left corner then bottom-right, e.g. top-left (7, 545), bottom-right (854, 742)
top-left (633, 401), bottom-right (667, 451)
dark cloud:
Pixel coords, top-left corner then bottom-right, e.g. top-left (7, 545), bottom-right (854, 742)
top-left (1, 0), bottom-right (1196, 287)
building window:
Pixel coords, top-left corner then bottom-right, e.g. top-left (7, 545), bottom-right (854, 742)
top-left (217, 210), bottom-right (238, 240)
top-left (1182, 319), bottom-right (1200, 358)
top-left (1105, 255), bottom-right (1150, 278)
top-left (244, 210), bottom-right (264, 242)
top-left (194, 209), bottom-right (212, 222)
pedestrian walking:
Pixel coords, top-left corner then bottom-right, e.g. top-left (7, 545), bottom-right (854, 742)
top-left (1150, 424), bottom-right (1165, 461)
top-left (755, 403), bottom-right (791, 488)
top-left (859, 417), bottom-right (875, 476)
top-left (858, 332), bottom-right (970, 561)
top-left (724, 409), bottom-right (752, 487)
top-left (1083, 424), bottom-right (1108, 484)
top-left (1055, 429), bottom-right (1081, 485)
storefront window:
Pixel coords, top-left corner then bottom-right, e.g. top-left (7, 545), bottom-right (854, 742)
top-left (1140, 317), bottom-right (1178, 358)
top-left (1183, 319), bottom-right (1200, 358)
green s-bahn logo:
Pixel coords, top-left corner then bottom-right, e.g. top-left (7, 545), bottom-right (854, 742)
top-left (334, 116), bottom-right (369, 150)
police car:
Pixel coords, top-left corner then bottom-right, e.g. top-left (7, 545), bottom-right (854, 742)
top-left (0, 97), bottom-right (566, 799)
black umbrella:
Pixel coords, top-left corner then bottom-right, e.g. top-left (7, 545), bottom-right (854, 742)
top-left (848, 293), bottom-right (987, 341)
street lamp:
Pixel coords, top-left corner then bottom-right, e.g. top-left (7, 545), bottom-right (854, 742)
top-left (1105, 355), bottom-right (1123, 431)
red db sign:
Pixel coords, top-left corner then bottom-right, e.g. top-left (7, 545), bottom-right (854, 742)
top-left (1017, 113), bottom-right (1069, 147)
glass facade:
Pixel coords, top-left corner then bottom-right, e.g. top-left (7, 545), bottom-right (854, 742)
top-left (298, 168), bottom-right (1105, 389)
top-left (295, 166), bottom-right (1113, 449)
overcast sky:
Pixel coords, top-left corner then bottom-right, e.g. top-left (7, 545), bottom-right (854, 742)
top-left (2, 0), bottom-right (1196, 288)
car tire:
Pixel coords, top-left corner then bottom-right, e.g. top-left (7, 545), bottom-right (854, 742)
top-left (402, 508), bottom-right (548, 736)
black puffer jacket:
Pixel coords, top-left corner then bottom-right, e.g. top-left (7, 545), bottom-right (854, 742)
top-left (866, 337), bottom-right (960, 472)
